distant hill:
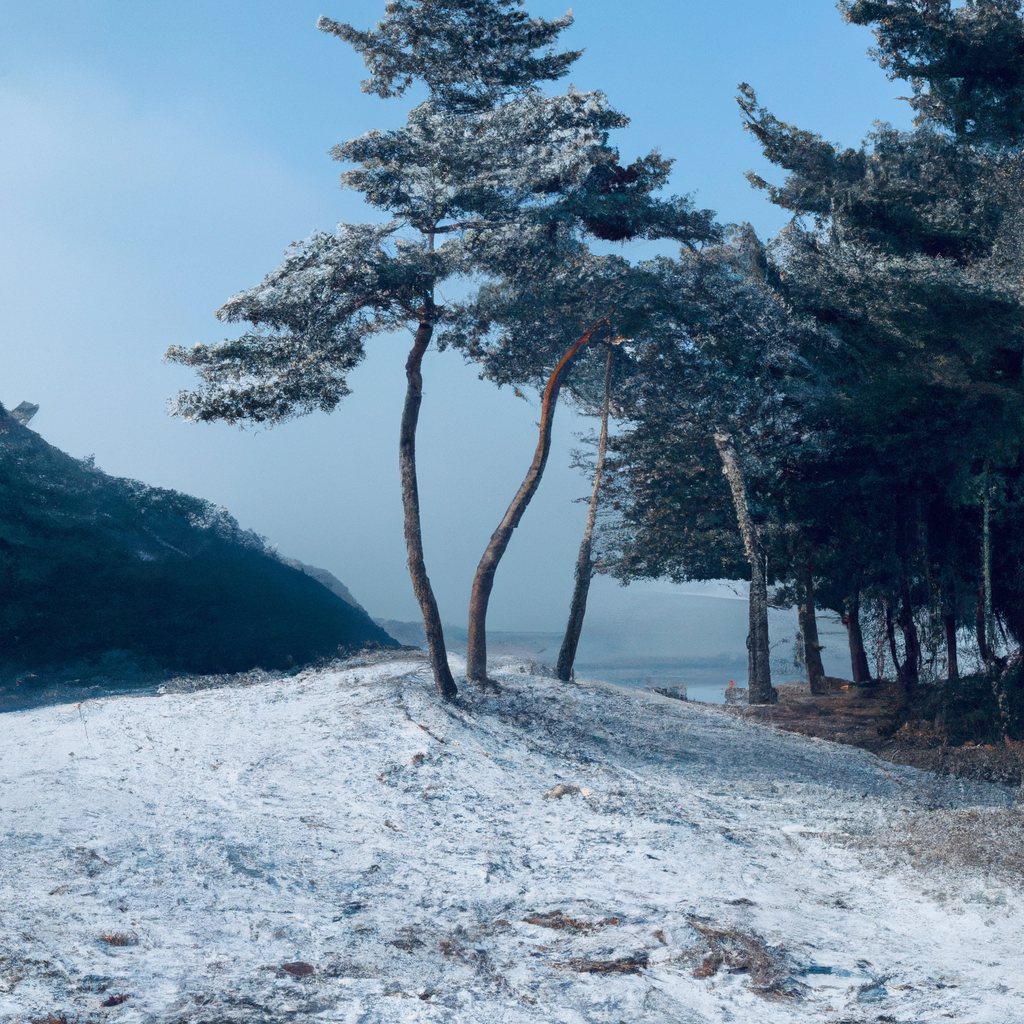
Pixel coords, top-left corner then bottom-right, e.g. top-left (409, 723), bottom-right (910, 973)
top-left (279, 556), bottom-right (368, 614)
top-left (0, 404), bottom-right (396, 680)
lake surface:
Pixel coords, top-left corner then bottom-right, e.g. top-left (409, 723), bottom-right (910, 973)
top-left (380, 582), bottom-right (855, 705)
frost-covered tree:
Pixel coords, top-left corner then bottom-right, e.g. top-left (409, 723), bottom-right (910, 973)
top-left (738, 75), bottom-right (1024, 691)
top-left (597, 234), bottom-right (826, 704)
top-left (450, 203), bottom-right (718, 683)
top-left (841, 0), bottom-right (1024, 145)
top-left (169, 0), bottom-right (719, 695)
top-left (165, 1), bottom-right (670, 698)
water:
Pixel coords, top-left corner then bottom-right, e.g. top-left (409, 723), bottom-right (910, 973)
top-left (571, 587), bottom-right (852, 703)
top-left (382, 584), bottom-right (855, 705)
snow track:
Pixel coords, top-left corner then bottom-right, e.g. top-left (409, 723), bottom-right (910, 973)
top-left (0, 654), bottom-right (1020, 1022)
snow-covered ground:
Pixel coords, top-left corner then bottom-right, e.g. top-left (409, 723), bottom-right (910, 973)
top-left (0, 653), bottom-right (1021, 1023)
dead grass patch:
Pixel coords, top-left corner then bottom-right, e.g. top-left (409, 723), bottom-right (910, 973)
top-left (554, 951), bottom-right (648, 974)
top-left (721, 683), bottom-right (1024, 785)
top-left (99, 932), bottom-right (138, 947)
top-left (522, 910), bottom-right (620, 932)
top-left (840, 806), bottom-right (1024, 881)
top-left (543, 783), bottom-right (580, 799)
top-left (388, 928), bottom-right (425, 953)
top-left (281, 961), bottom-right (314, 978)
top-left (468, 918), bottom-right (514, 939)
top-left (683, 919), bottom-right (799, 999)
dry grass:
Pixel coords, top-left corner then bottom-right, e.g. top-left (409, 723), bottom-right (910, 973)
top-left (542, 783), bottom-right (580, 799)
top-left (722, 685), bottom-right (1024, 785)
top-left (522, 910), bottom-right (621, 932)
top-left (281, 961), bottom-right (314, 978)
top-left (682, 918), bottom-right (799, 999)
top-left (839, 806), bottom-right (1024, 881)
top-left (554, 951), bottom-right (649, 974)
top-left (98, 931), bottom-right (138, 947)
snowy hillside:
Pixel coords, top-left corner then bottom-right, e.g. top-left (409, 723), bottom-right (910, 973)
top-left (0, 653), bottom-right (1021, 1022)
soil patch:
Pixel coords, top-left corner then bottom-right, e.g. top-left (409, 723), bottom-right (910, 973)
top-left (719, 681), bottom-right (1024, 787)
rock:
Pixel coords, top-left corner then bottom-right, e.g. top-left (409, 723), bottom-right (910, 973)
top-left (543, 784), bottom-right (581, 799)
top-left (725, 685), bottom-right (750, 704)
top-left (10, 402), bottom-right (39, 426)
top-left (649, 685), bottom-right (687, 701)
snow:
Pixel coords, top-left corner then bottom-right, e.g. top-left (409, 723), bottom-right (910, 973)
top-left (0, 652), bottom-right (1021, 1022)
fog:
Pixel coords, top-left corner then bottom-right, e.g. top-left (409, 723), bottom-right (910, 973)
top-left (0, 2), bottom-right (909, 666)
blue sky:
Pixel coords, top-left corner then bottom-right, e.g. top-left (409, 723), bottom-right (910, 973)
top-left (0, 1), bottom-right (911, 630)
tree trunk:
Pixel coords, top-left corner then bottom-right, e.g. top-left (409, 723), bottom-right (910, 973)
top-left (886, 601), bottom-right (902, 681)
top-left (798, 563), bottom-right (826, 695)
top-left (944, 612), bottom-right (959, 681)
top-left (874, 604), bottom-right (888, 680)
top-left (401, 320), bottom-right (457, 700)
top-left (898, 582), bottom-right (920, 695)
top-left (466, 320), bottom-right (606, 683)
top-left (846, 593), bottom-right (872, 683)
top-left (712, 432), bottom-right (774, 704)
top-left (557, 345), bottom-right (614, 682)
top-left (981, 464), bottom-right (995, 667)
top-left (975, 583), bottom-right (992, 665)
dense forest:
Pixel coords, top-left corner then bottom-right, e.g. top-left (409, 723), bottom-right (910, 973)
top-left (164, 0), bottom-right (1024, 740)
top-left (595, 0), bottom-right (1024, 739)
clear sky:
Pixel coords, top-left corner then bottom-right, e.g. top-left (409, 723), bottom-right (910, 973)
top-left (0, 1), bottom-right (911, 630)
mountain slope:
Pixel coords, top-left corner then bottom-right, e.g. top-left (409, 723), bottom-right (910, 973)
top-left (0, 405), bottom-right (395, 679)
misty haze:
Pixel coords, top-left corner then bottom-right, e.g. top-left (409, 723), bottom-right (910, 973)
top-left (1, 2), bottom-right (1022, 1022)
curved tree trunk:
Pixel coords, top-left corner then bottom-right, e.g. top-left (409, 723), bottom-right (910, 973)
top-left (557, 345), bottom-right (614, 682)
top-left (846, 592), bottom-right (872, 683)
top-left (401, 320), bottom-right (457, 700)
top-left (466, 320), bottom-right (605, 684)
top-left (798, 562), bottom-right (826, 695)
top-left (712, 432), bottom-right (774, 704)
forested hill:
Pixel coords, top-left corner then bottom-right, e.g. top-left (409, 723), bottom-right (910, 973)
top-left (0, 405), bottom-right (396, 681)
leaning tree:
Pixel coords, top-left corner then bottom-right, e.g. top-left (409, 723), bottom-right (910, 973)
top-left (450, 198), bottom-right (718, 684)
top-left (167, 0), bottom-right (677, 698)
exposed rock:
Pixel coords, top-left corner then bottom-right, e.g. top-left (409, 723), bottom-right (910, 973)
top-left (9, 401), bottom-right (39, 426)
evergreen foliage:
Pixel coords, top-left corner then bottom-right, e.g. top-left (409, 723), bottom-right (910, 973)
top-left (161, 0), bottom-right (1024, 729)
top-left (842, 0), bottom-right (1024, 144)
top-left (0, 408), bottom-right (395, 683)
top-left (316, 1), bottom-right (579, 112)
top-left (168, 0), bottom-right (716, 695)
top-left (588, 1), bottom-right (1024, 723)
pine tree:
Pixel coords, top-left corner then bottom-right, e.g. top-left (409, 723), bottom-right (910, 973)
top-left (440, 102), bottom-right (719, 684)
top-left (556, 340), bottom-right (616, 682)
top-left (738, 80), bottom-right (1024, 689)
top-left (841, 0), bottom-right (1024, 145)
top-left (596, 235), bottom-right (827, 703)
top-left (167, 1), bottom-right (659, 698)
